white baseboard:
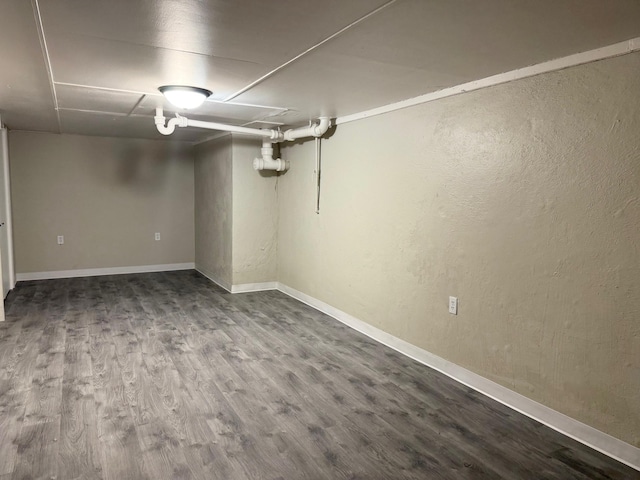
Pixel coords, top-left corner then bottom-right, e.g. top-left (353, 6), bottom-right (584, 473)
top-left (231, 282), bottom-right (278, 293)
top-left (194, 267), bottom-right (278, 294)
top-left (276, 283), bottom-right (640, 472)
top-left (16, 263), bottom-right (195, 281)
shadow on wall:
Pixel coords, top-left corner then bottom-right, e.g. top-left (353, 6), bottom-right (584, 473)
top-left (91, 140), bottom-right (191, 193)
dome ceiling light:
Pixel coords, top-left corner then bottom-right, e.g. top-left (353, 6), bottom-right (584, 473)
top-left (158, 85), bottom-right (212, 110)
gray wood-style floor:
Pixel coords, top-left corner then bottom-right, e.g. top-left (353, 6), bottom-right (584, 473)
top-left (0, 271), bottom-right (637, 480)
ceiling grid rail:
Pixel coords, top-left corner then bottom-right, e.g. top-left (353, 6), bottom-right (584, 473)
top-left (31, 0), bottom-right (62, 133)
top-left (223, 0), bottom-right (400, 102)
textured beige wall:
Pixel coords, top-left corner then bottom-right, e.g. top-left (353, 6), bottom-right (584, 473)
top-left (10, 132), bottom-right (194, 273)
top-left (231, 137), bottom-right (278, 285)
top-left (278, 53), bottom-right (640, 446)
top-left (194, 136), bottom-right (233, 288)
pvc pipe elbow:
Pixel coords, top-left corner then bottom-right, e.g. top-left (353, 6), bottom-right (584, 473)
top-left (313, 117), bottom-right (331, 137)
top-left (154, 107), bottom-right (178, 135)
top-left (283, 117), bottom-right (332, 141)
top-left (155, 116), bottom-right (176, 135)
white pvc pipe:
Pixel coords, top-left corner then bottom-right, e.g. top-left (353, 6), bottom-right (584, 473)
top-left (283, 117), bottom-right (331, 141)
top-left (253, 157), bottom-right (289, 172)
top-left (315, 137), bottom-right (321, 214)
top-left (154, 108), bottom-right (185, 135)
top-left (187, 119), bottom-right (282, 140)
top-left (154, 108), bottom-right (283, 140)
top-left (253, 139), bottom-right (290, 171)
top-left (154, 108), bottom-right (328, 172)
top-left (154, 108), bottom-right (331, 145)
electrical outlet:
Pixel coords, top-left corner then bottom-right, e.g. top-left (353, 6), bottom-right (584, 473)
top-left (448, 296), bottom-right (458, 315)
top-left (155, 232), bottom-right (161, 241)
top-left (57, 235), bottom-right (64, 245)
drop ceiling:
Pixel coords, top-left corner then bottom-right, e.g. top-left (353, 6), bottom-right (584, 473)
top-left (1, 0), bottom-right (640, 143)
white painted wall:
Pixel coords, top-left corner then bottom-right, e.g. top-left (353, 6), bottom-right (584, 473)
top-left (277, 52), bottom-right (640, 447)
top-left (194, 136), bottom-right (233, 289)
top-left (194, 135), bottom-right (278, 289)
top-left (231, 137), bottom-right (278, 285)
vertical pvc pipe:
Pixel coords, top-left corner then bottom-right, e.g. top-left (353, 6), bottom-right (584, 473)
top-left (315, 137), bottom-right (321, 214)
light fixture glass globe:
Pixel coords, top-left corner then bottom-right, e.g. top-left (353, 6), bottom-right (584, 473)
top-left (158, 86), bottom-right (212, 109)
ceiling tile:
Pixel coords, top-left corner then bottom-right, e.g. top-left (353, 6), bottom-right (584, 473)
top-left (39, 0), bottom-right (392, 70)
top-left (56, 85), bottom-right (144, 115)
top-left (0, 0), bottom-right (58, 131)
top-left (233, 0), bottom-right (640, 119)
top-left (46, 33), bottom-right (261, 100)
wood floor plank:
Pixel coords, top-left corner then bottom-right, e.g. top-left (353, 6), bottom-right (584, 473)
top-left (64, 323), bottom-right (93, 380)
top-left (22, 352), bottom-right (64, 426)
top-left (93, 378), bottom-right (148, 480)
top-left (58, 376), bottom-right (102, 480)
top-left (139, 444), bottom-right (194, 480)
top-left (1, 271), bottom-right (637, 480)
top-left (7, 318), bottom-right (45, 393)
top-left (11, 416), bottom-right (61, 480)
top-left (136, 334), bottom-right (190, 444)
top-left (0, 386), bottom-right (27, 476)
top-left (182, 442), bottom-right (237, 480)
top-left (88, 298), bottom-right (148, 480)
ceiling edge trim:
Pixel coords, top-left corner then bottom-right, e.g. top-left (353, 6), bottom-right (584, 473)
top-left (336, 37), bottom-right (640, 126)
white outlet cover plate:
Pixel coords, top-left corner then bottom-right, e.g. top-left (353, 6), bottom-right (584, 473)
top-left (449, 296), bottom-right (458, 315)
